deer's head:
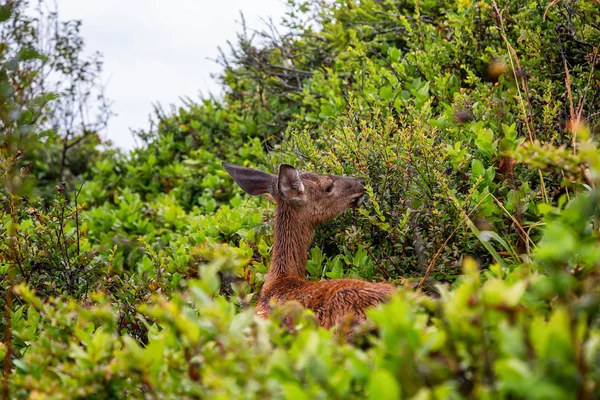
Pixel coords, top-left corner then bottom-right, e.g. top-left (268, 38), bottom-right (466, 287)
top-left (222, 162), bottom-right (366, 226)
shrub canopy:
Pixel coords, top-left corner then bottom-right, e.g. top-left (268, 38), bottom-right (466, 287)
top-left (1, 0), bottom-right (599, 398)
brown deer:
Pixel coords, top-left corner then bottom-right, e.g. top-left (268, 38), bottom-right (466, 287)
top-left (222, 162), bottom-right (395, 329)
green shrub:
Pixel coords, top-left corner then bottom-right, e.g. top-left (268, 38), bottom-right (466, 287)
top-left (2, 0), bottom-right (600, 398)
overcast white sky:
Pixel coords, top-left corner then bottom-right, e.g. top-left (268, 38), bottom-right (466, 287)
top-left (58, 0), bottom-right (288, 150)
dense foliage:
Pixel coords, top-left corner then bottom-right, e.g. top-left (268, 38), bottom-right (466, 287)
top-left (1, 0), bottom-right (599, 398)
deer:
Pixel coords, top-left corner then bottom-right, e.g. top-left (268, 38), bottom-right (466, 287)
top-left (222, 162), bottom-right (396, 330)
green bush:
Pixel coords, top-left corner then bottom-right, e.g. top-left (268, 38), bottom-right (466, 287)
top-left (280, 0), bottom-right (600, 281)
top-left (5, 177), bottom-right (600, 397)
top-left (1, 0), bottom-right (599, 398)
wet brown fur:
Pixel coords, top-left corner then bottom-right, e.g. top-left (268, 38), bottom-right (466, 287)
top-left (222, 162), bottom-right (395, 329)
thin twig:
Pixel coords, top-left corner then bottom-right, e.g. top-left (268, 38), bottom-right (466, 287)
top-left (490, 194), bottom-right (537, 251)
top-left (74, 180), bottom-right (86, 257)
top-left (365, 245), bottom-right (391, 280)
top-left (418, 194), bottom-right (492, 291)
top-left (562, 54), bottom-right (577, 154)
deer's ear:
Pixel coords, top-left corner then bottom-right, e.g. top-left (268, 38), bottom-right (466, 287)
top-left (222, 162), bottom-right (275, 195)
top-left (278, 164), bottom-right (305, 201)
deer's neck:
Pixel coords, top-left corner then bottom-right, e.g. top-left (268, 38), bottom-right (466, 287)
top-left (264, 204), bottom-right (315, 290)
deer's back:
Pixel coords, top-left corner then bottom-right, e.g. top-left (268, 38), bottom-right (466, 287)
top-left (257, 276), bottom-right (395, 328)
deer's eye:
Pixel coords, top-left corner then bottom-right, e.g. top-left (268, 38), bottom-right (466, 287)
top-left (325, 183), bottom-right (334, 193)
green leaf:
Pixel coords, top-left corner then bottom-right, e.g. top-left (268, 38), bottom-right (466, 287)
top-left (480, 230), bottom-right (517, 258)
top-left (325, 255), bottom-right (344, 279)
top-left (537, 203), bottom-right (554, 216)
top-left (368, 369), bottom-right (400, 400)
top-left (307, 247), bottom-right (325, 277)
top-left (18, 46), bottom-right (46, 62)
top-left (283, 384), bottom-right (312, 400)
top-left (320, 104), bottom-right (335, 117)
top-left (0, 82), bottom-right (14, 98)
top-left (494, 358), bottom-right (531, 382)
top-left (389, 47), bottom-right (401, 62)
top-left (465, 216), bottom-right (508, 270)
top-left (379, 86), bottom-right (394, 101)
top-left (502, 123), bottom-right (517, 141)
top-left (0, 5), bottom-right (13, 23)
top-left (13, 359), bottom-right (29, 373)
top-left (471, 159), bottom-right (485, 176)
